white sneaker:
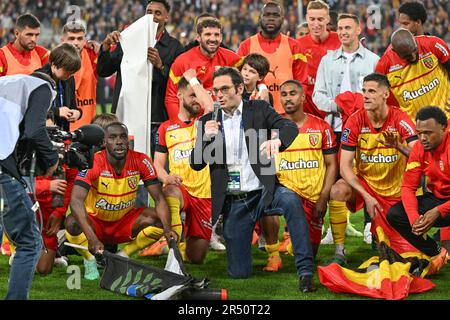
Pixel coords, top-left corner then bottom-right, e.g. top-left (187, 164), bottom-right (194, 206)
top-left (321, 227), bottom-right (334, 245)
top-left (364, 223), bottom-right (372, 244)
top-left (54, 256), bottom-right (69, 268)
top-left (209, 232), bottom-right (226, 251)
top-left (346, 223), bottom-right (363, 237)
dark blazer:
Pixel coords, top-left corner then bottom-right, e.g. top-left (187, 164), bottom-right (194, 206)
top-left (97, 29), bottom-right (184, 123)
top-left (190, 99), bottom-right (298, 225)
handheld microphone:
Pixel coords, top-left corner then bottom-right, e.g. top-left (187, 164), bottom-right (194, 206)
top-left (212, 101), bottom-right (221, 122)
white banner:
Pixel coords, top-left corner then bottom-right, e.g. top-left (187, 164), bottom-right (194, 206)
top-left (116, 15), bottom-right (157, 156)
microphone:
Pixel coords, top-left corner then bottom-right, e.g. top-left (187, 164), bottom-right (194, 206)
top-left (212, 101), bottom-right (221, 122)
top-left (73, 124), bottom-right (105, 146)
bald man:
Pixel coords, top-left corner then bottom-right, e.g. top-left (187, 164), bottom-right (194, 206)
top-left (376, 29), bottom-right (450, 121)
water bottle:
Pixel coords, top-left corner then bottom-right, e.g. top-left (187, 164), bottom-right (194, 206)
top-left (179, 287), bottom-right (227, 300)
top-left (52, 166), bottom-right (65, 208)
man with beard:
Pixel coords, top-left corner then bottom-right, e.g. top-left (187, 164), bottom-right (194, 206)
top-left (0, 13), bottom-right (49, 76)
top-left (165, 19), bottom-right (241, 120)
top-left (375, 28), bottom-right (450, 120)
top-left (263, 80), bottom-right (338, 291)
top-left (66, 122), bottom-right (181, 280)
top-left (237, 1), bottom-right (307, 115)
top-left (144, 70), bottom-right (214, 263)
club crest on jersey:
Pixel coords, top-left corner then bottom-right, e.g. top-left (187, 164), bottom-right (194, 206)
top-left (422, 57), bottom-right (434, 69)
top-left (309, 134), bottom-right (319, 146)
top-left (128, 177), bottom-right (137, 189)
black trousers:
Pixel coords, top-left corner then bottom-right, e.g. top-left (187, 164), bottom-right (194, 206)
top-left (387, 193), bottom-right (450, 256)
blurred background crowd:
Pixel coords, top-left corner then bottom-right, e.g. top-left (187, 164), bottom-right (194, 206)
top-left (1, 0), bottom-right (449, 55)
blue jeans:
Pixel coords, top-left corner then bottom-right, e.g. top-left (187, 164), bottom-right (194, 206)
top-left (0, 173), bottom-right (42, 300)
top-left (222, 190), bottom-right (264, 279)
top-left (267, 186), bottom-right (314, 276)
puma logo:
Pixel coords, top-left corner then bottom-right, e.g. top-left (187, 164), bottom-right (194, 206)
top-left (101, 181), bottom-right (109, 189)
top-left (268, 66), bottom-right (279, 79)
top-left (360, 137), bottom-right (368, 144)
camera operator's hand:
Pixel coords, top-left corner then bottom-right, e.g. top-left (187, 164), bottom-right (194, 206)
top-left (46, 213), bottom-right (63, 236)
top-left (44, 161), bottom-right (59, 177)
top-left (50, 179), bottom-right (67, 195)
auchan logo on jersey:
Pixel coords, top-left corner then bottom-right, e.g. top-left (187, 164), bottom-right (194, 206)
top-left (95, 198), bottom-right (135, 211)
top-left (279, 158), bottom-right (319, 170)
top-left (360, 153), bottom-right (399, 164)
top-left (173, 148), bottom-right (192, 162)
top-left (402, 78), bottom-right (440, 101)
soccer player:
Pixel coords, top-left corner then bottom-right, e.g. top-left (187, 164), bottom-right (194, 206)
top-left (327, 73), bottom-right (418, 264)
top-left (65, 122), bottom-right (181, 280)
top-left (297, 0), bottom-right (341, 119)
top-left (313, 13), bottom-right (379, 249)
top-left (165, 18), bottom-right (242, 119)
top-left (148, 70), bottom-right (213, 263)
top-left (0, 13), bottom-right (49, 76)
top-left (387, 106), bottom-right (450, 275)
top-left (398, 1), bottom-right (427, 36)
top-left (237, 1), bottom-right (307, 114)
top-left (264, 80), bottom-right (337, 277)
top-left (61, 20), bottom-right (100, 130)
top-left (375, 28), bottom-right (450, 120)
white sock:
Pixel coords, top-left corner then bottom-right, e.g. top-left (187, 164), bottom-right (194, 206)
top-left (335, 244), bottom-right (345, 256)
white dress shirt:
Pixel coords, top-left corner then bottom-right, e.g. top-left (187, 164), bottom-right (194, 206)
top-left (222, 100), bottom-right (262, 192)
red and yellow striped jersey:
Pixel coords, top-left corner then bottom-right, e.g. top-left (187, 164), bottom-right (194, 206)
top-left (157, 118), bottom-right (211, 198)
top-left (74, 150), bottom-right (159, 222)
top-left (376, 35), bottom-right (450, 120)
top-left (275, 115), bottom-right (337, 202)
top-left (341, 107), bottom-right (418, 198)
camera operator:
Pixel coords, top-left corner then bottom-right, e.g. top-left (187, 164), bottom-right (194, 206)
top-left (0, 72), bottom-right (59, 300)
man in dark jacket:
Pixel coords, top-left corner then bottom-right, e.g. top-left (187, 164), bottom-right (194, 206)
top-left (96, 0), bottom-right (184, 156)
top-left (190, 67), bottom-right (298, 279)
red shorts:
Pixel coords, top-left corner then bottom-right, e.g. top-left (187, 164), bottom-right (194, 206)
top-left (179, 185), bottom-right (212, 241)
top-left (347, 177), bottom-right (417, 253)
top-left (300, 197), bottom-right (323, 245)
top-left (87, 207), bottom-right (144, 244)
top-left (36, 208), bottom-right (58, 251)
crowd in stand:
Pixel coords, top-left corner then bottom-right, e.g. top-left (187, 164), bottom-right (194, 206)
top-left (1, 0), bottom-right (449, 55)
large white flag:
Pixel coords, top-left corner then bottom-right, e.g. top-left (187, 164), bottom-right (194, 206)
top-left (116, 15), bottom-right (157, 155)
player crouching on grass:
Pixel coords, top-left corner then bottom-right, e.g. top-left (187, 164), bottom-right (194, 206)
top-left (65, 122), bottom-right (181, 280)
